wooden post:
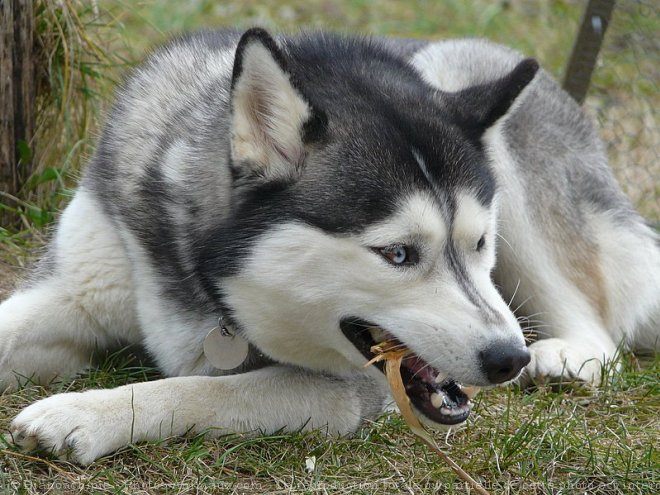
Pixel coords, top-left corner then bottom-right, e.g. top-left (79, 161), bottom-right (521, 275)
top-left (0, 0), bottom-right (36, 225)
top-left (563, 0), bottom-right (616, 104)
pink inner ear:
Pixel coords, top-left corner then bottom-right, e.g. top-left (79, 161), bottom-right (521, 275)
top-left (230, 36), bottom-right (314, 176)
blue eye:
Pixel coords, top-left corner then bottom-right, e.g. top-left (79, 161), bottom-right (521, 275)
top-left (391, 246), bottom-right (407, 264)
top-left (377, 245), bottom-right (419, 266)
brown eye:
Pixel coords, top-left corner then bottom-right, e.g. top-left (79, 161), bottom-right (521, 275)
top-left (377, 245), bottom-right (419, 266)
top-left (476, 235), bottom-right (486, 252)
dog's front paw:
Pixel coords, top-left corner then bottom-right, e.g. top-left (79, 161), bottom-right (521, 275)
top-left (6, 391), bottom-right (119, 465)
top-left (521, 338), bottom-right (603, 387)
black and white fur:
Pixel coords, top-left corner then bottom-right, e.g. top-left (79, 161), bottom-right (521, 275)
top-left (1, 29), bottom-right (658, 465)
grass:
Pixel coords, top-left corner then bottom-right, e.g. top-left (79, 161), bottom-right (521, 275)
top-left (0, 1), bottom-right (658, 494)
top-left (0, 0), bottom-right (124, 270)
top-left (1, 352), bottom-right (658, 494)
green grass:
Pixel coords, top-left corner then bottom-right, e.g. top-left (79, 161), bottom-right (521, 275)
top-left (1, 1), bottom-right (658, 494)
top-left (101, 0), bottom-right (586, 76)
top-left (1, 353), bottom-right (658, 494)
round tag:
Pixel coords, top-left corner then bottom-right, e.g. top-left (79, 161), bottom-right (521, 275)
top-left (203, 327), bottom-right (249, 370)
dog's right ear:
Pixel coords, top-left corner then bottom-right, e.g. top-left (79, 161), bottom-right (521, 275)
top-left (229, 28), bottom-right (327, 185)
top-left (446, 58), bottom-right (539, 136)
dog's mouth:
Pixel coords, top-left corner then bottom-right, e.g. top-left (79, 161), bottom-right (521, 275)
top-left (340, 317), bottom-right (479, 426)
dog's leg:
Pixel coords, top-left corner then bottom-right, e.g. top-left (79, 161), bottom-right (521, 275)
top-left (0, 188), bottom-right (139, 392)
top-left (495, 228), bottom-right (620, 386)
top-left (505, 212), bottom-right (660, 386)
top-left (594, 216), bottom-right (660, 355)
top-left (497, 227), bottom-right (643, 387)
top-left (7, 366), bottom-right (388, 465)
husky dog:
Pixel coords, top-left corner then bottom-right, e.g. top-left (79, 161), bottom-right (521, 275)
top-left (1, 28), bottom-right (658, 465)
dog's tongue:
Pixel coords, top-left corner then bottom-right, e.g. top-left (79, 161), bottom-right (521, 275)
top-left (402, 355), bottom-right (435, 381)
top-left (391, 351), bottom-right (473, 426)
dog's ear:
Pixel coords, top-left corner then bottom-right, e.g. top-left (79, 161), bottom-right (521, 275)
top-left (230, 28), bottom-right (327, 184)
top-left (449, 58), bottom-right (539, 134)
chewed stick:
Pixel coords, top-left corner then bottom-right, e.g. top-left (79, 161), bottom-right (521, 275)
top-left (384, 353), bottom-right (491, 495)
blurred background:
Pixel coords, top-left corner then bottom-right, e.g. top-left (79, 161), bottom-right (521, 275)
top-left (0, 0), bottom-right (658, 271)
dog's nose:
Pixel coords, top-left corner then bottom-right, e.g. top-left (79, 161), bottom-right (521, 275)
top-left (479, 343), bottom-right (531, 384)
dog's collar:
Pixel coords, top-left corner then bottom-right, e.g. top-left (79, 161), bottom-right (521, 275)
top-left (203, 315), bottom-right (249, 370)
top-left (218, 315), bottom-right (237, 337)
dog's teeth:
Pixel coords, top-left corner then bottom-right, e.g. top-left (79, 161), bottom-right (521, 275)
top-left (439, 406), bottom-right (453, 416)
top-left (450, 406), bottom-right (467, 416)
top-left (368, 326), bottom-right (386, 343)
top-left (461, 385), bottom-right (481, 399)
top-left (430, 392), bottom-right (444, 408)
top-left (434, 372), bottom-right (448, 384)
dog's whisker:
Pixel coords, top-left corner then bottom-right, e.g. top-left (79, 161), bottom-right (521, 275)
top-left (521, 321), bottom-right (553, 328)
top-left (495, 232), bottom-right (514, 253)
top-left (507, 279), bottom-right (522, 308)
top-left (511, 295), bottom-right (535, 315)
top-left (517, 311), bottom-right (549, 320)
top-left (524, 325), bottom-right (554, 331)
top-left (523, 329), bottom-right (555, 338)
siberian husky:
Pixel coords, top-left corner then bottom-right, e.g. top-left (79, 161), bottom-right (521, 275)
top-left (1, 28), bottom-right (658, 465)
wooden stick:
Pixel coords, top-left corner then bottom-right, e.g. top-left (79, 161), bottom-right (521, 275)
top-left (385, 356), bottom-right (491, 495)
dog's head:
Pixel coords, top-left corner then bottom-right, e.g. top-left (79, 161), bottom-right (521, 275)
top-left (207, 29), bottom-right (538, 427)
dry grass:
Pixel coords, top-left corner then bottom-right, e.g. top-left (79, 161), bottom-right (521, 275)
top-left (1, 353), bottom-right (658, 494)
top-left (0, 0), bottom-right (123, 267)
top-left (586, 0), bottom-right (659, 220)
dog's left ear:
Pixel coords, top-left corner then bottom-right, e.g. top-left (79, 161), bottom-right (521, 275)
top-left (230, 28), bottom-right (327, 184)
top-left (450, 58), bottom-right (539, 134)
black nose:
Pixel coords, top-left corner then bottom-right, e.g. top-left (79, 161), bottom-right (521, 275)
top-left (479, 343), bottom-right (531, 384)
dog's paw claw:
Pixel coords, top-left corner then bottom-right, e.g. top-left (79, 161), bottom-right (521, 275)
top-left (7, 393), bottom-right (100, 465)
top-left (6, 428), bottom-right (38, 452)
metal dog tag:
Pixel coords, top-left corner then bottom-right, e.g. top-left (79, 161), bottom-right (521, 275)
top-left (203, 326), bottom-right (249, 370)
